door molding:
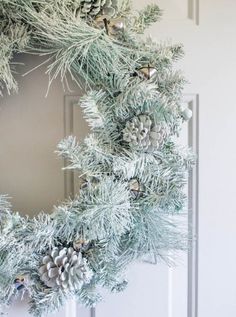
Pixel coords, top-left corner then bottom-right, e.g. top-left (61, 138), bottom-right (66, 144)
top-left (64, 95), bottom-right (76, 199)
top-left (188, 0), bottom-right (200, 25)
top-left (184, 94), bottom-right (199, 317)
top-left (64, 95), bottom-right (93, 317)
top-left (64, 94), bottom-right (199, 317)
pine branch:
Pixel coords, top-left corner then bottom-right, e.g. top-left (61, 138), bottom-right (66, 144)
top-left (0, 0), bottom-right (193, 314)
top-left (132, 4), bottom-right (162, 34)
top-left (74, 176), bottom-right (132, 240)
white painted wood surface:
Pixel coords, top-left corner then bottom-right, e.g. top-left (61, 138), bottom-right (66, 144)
top-left (146, 1), bottom-right (236, 316)
top-left (0, 54), bottom-right (89, 317)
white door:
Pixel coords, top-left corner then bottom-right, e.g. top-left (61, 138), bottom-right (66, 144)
top-left (96, 1), bottom-right (236, 317)
top-left (1, 1), bottom-right (236, 317)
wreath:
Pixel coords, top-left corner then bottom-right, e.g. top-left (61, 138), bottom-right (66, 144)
top-left (0, 1), bottom-right (194, 316)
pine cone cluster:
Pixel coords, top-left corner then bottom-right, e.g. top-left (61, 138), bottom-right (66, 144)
top-left (122, 114), bottom-right (169, 151)
top-left (39, 246), bottom-right (93, 291)
top-left (79, 0), bottom-right (118, 19)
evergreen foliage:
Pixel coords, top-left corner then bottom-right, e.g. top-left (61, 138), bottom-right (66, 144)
top-left (0, 0), bottom-right (194, 315)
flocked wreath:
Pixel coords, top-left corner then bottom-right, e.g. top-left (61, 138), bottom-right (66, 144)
top-left (0, 0), bottom-right (194, 316)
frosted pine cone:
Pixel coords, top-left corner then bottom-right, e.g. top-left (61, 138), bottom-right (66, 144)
top-left (39, 247), bottom-right (93, 291)
top-left (79, 0), bottom-right (118, 18)
top-left (122, 114), bottom-right (169, 151)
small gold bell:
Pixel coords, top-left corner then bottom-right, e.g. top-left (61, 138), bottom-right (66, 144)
top-left (138, 65), bottom-right (157, 79)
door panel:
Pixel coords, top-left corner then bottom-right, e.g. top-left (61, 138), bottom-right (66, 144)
top-left (95, 96), bottom-right (198, 317)
top-left (0, 54), bottom-right (86, 316)
top-left (0, 54), bottom-right (70, 216)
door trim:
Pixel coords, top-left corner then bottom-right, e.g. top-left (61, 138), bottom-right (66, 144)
top-left (184, 94), bottom-right (199, 317)
top-left (64, 94), bottom-right (200, 317)
top-left (188, 0), bottom-right (200, 25)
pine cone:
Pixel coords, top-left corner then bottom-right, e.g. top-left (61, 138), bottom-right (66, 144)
top-left (122, 114), bottom-right (169, 151)
top-left (39, 247), bottom-right (93, 290)
top-left (79, 0), bottom-right (118, 19)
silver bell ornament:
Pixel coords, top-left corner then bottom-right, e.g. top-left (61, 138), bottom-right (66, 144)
top-left (39, 246), bottom-right (93, 291)
top-left (95, 15), bottom-right (125, 35)
top-left (129, 179), bottom-right (140, 192)
top-left (94, 14), bottom-right (110, 29)
top-left (181, 107), bottom-right (192, 121)
top-left (129, 179), bottom-right (145, 199)
top-left (138, 65), bottom-right (157, 79)
top-left (80, 176), bottom-right (100, 190)
top-left (14, 276), bottom-right (27, 291)
top-left (108, 18), bottom-right (125, 35)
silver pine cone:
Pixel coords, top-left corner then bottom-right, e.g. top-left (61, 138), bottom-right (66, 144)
top-left (39, 247), bottom-right (93, 291)
top-left (122, 114), bottom-right (169, 151)
top-left (79, 0), bottom-right (118, 18)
